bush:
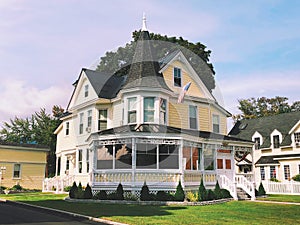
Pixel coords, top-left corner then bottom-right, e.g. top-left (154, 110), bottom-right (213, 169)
top-left (69, 182), bottom-right (77, 199)
top-left (75, 182), bottom-right (84, 199)
top-left (174, 181), bottom-right (185, 201)
top-left (64, 186), bottom-right (72, 192)
top-left (156, 191), bottom-right (174, 201)
top-left (214, 181), bottom-right (222, 199)
top-left (124, 192), bottom-right (138, 201)
top-left (207, 189), bottom-right (215, 200)
top-left (107, 191), bottom-right (117, 200)
top-left (257, 182), bottom-right (266, 196)
top-left (220, 189), bottom-right (232, 198)
top-left (292, 174), bottom-right (300, 182)
top-left (186, 191), bottom-right (198, 202)
top-left (83, 183), bottom-right (93, 199)
top-left (116, 183), bottom-right (124, 200)
top-left (12, 184), bottom-right (23, 191)
top-left (270, 177), bottom-right (280, 182)
top-left (198, 178), bottom-right (207, 201)
top-left (140, 182), bottom-right (151, 201)
top-left (94, 190), bottom-right (107, 200)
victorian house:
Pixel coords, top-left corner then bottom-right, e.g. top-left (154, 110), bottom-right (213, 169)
top-left (44, 19), bottom-right (254, 200)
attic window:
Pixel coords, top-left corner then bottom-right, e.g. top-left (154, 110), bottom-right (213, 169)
top-left (239, 123), bottom-right (248, 130)
top-left (295, 132), bottom-right (300, 143)
top-left (173, 67), bottom-right (182, 87)
top-left (273, 135), bottom-right (280, 148)
top-left (84, 85), bottom-right (89, 97)
top-left (254, 137), bottom-right (260, 150)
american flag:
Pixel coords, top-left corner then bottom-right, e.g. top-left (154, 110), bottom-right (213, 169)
top-left (177, 82), bottom-right (191, 103)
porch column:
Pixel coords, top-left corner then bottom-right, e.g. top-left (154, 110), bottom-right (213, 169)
top-left (131, 138), bottom-right (136, 188)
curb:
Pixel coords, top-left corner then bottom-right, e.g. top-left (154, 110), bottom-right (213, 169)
top-left (1, 198), bottom-right (128, 225)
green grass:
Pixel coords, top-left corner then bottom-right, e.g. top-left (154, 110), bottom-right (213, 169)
top-left (1, 192), bottom-right (300, 225)
top-left (257, 194), bottom-right (300, 203)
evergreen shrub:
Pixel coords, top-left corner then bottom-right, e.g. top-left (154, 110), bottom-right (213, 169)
top-left (69, 182), bottom-right (77, 199)
top-left (140, 182), bottom-right (151, 201)
top-left (83, 183), bottom-right (93, 199)
top-left (116, 183), bottom-right (124, 200)
top-left (174, 181), bottom-right (185, 201)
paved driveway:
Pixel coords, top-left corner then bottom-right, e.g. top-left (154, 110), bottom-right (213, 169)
top-left (0, 201), bottom-right (107, 225)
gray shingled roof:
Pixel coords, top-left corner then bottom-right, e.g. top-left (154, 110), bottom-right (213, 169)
top-left (229, 111), bottom-right (300, 148)
top-left (255, 153), bottom-right (300, 165)
top-left (122, 30), bottom-right (171, 91)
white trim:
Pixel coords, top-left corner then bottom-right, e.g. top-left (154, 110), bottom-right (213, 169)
top-left (289, 120), bottom-right (300, 134)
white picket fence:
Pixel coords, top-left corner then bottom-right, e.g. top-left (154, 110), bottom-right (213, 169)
top-left (263, 181), bottom-right (300, 195)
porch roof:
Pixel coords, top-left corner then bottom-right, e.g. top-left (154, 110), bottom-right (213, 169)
top-left (96, 124), bottom-right (252, 143)
top-left (255, 153), bottom-right (300, 166)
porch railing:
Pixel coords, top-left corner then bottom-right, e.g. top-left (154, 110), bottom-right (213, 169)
top-left (218, 174), bottom-right (237, 200)
top-left (235, 174), bottom-right (255, 200)
top-left (263, 180), bottom-right (300, 195)
top-left (43, 175), bottom-right (74, 193)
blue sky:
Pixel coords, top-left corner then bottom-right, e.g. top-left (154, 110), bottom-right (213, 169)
top-left (0, 0), bottom-right (299, 127)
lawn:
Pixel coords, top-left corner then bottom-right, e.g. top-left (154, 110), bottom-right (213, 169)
top-left (257, 194), bottom-right (300, 203)
top-left (1, 192), bottom-right (300, 225)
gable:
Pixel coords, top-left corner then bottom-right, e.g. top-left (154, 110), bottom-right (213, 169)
top-left (68, 70), bottom-right (98, 110)
top-left (160, 51), bottom-right (215, 102)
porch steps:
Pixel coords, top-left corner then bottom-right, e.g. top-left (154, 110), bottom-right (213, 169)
top-left (236, 187), bottom-right (250, 200)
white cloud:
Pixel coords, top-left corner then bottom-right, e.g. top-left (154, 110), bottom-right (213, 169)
top-left (0, 79), bottom-right (71, 124)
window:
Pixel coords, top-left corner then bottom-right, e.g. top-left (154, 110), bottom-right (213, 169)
top-left (217, 159), bottom-right (223, 169)
top-left (98, 109), bottom-right (107, 130)
top-left (86, 150), bottom-right (89, 173)
top-left (160, 98), bottom-right (167, 124)
top-left (159, 144), bottom-right (179, 169)
top-left (13, 164), bottom-right (21, 178)
top-left (225, 159), bottom-right (231, 169)
top-left (136, 144), bottom-right (157, 169)
top-left (128, 97), bottom-right (137, 123)
top-left (78, 149), bottom-right (82, 173)
top-left (212, 115), bottom-right (220, 133)
top-left (183, 147), bottom-right (199, 170)
top-left (84, 84), bottom-right (89, 97)
top-left (115, 144), bottom-right (132, 169)
top-left (173, 67), bottom-right (182, 87)
top-left (144, 97), bottom-right (155, 123)
top-left (66, 159), bottom-right (69, 171)
top-left (189, 105), bottom-right (197, 129)
top-left (87, 110), bottom-right (92, 128)
top-left (96, 145), bottom-right (113, 169)
top-left (273, 135), bottom-right (280, 148)
top-left (295, 132), bottom-right (300, 144)
top-left (254, 137), bottom-right (260, 150)
top-left (260, 167), bottom-right (265, 180)
top-left (65, 122), bottom-right (69, 136)
top-left (79, 113), bottom-right (84, 134)
top-left (284, 165), bottom-right (290, 180)
top-left (270, 166), bottom-right (276, 179)
top-left (204, 147), bottom-right (214, 170)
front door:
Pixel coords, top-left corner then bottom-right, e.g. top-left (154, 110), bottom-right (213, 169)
top-left (216, 151), bottom-right (233, 180)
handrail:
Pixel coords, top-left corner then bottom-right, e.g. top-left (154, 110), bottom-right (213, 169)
top-left (235, 175), bottom-right (255, 200)
top-left (218, 175), bottom-right (237, 200)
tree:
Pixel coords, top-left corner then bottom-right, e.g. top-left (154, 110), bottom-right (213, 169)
top-left (97, 30), bottom-right (215, 92)
top-left (0, 105), bottom-right (64, 177)
top-left (233, 96), bottom-right (300, 121)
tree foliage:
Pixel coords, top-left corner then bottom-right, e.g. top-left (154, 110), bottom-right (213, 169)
top-left (233, 96), bottom-right (300, 121)
top-left (0, 105), bottom-right (64, 177)
top-left (96, 30), bottom-right (215, 92)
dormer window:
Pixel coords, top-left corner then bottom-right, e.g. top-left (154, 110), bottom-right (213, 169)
top-left (254, 137), bottom-right (260, 150)
top-left (128, 97), bottom-right (137, 123)
top-left (273, 135), bottom-right (280, 148)
top-left (144, 97), bottom-right (155, 123)
top-left (84, 84), bottom-right (89, 97)
top-left (173, 67), bottom-right (182, 87)
top-left (295, 132), bottom-right (300, 144)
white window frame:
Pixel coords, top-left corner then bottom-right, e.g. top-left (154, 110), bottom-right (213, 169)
top-left (13, 163), bottom-right (21, 179)
top-left (65, 121), bottom-right (69, 136)
top-left (271, 129), bottom-right (282, 149)
top-left (189, 105), bottom-right (198, 130)
top-left (79, 113), bottom-right (84, 134)
top-left (143, 97), bottom-right (155, 123)
top-left (260, 166), bottom-right (265, 180)
top-left (127, 97), bottom-right (138, 124)
top-left (270, 165), bottom-right (277, 179)
top-left (159, 98), bottom-right (167, 125)
top-left (98, 109), bottom-right (108, 131)
top-left (283, 164), bottom-right (291, 180)
top-left (84, 84), bottom-right (89, 97)
top-left (212, 114), bottom-right (220, 133)
top-left (87, 110), bottom-right (92, 128)
top-left (173, 67), bottom-right (182, 87)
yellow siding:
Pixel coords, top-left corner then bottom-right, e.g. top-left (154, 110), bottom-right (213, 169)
top-left (199, 106), bottom-right (210, 131)
top-left (0, 146), bottom-right (47, 189)
top-left (210, 106), bottom-right (227, 135)
top-left (163, 60), bottom-right (206, 99)
top-left (168, 102), bottom-right (188, 129)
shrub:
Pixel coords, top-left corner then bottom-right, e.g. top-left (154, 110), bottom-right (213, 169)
top-left (140, 182), bottom-right (151, 201)
top-left (214, 181), bottom-right (222, 199)
top-left (83, 183), bottom-right (93, 199)
top-left (257, 182), bottom-right (266, 196)
top-left (107, 191), bottom-right (117, 200)
top-left (94, 190), bottom-right (107, 200)
top-left (198, 178), bottom-right (207, 201)
top-left (75, 182), bottom-right (84, 199)
top-left (69, 182), bottom-right (77, 199)
top-left (156, 191), bottom-right (174, 201)
top-left (220, 189), bottom-right (232, 198)
top-left (64, 186), bottom-right (72, 192)
top-left (270, 177), bottom-right (280, 182)
top-left (186, 191), bottom-right (198, 202)
top-left (207, 189), bottom-right (215, 200)
top-left (174, 181), bottom-right (185, 201)
top-left (124, 192), bottom-right (138, 201)
top-left (116, 183), bottom-right (124, 200)
top-left (292, 174), bottom-right (300, 182)
top-left (12, 184), bottom-right (23, 191)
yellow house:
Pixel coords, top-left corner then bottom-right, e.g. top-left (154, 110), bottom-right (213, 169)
top-left (44, 18), bottom-right (254, 200)
top-left (0, 142), bottom-right (49, 190)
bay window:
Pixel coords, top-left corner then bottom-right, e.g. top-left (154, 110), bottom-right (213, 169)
top-left (144, 97), bottom-right (155, 123)
top-left (128, 97), bottom-right (137, 123)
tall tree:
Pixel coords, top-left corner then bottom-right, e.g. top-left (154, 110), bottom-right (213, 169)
top-left (233, 96), bottom-right (299, 121)
top-left (97, 30), bottom-right (215, 92)
top-left (0, 105), bottom-right (64, 177)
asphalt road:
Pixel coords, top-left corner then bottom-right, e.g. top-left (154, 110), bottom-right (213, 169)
top-left (0, 201), bottom-right (107, 225)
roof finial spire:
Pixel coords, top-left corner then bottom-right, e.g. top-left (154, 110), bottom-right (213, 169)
top-left (142, 12), bottom-right (147, 31)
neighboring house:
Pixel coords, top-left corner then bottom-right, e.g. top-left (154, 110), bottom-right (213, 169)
top-left (44, 19), bottom-right (254, 200)
top-left (229, 111), bottom-right (300, 189)
top-left (0, 141), bottom-right (49, 190)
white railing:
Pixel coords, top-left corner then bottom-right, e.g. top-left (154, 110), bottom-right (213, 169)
top-left (263, 181), bottom-right (300, 195)
top-left (43, 175), bottom-right (74, 193)
top-left (218, 174), bottom-right (237, 200)
top-left (235, 175), bottom-right (255, 200)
